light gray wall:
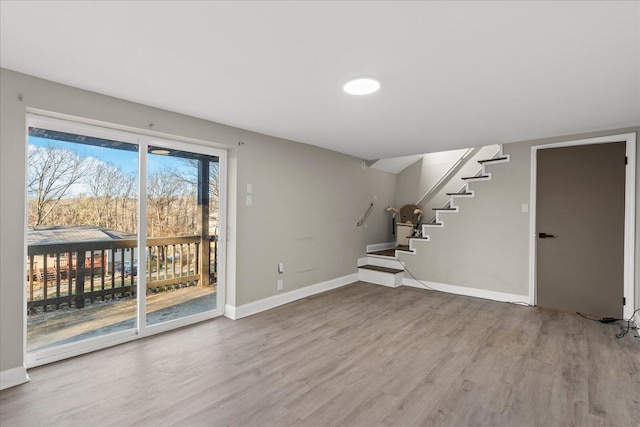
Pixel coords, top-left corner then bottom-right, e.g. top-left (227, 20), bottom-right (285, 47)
top-left (0, 69), bottom-right (396, 375)
top-left (399, 128), bottom-right (640, 304)
top-left (394, 158), bottom-right (422, 207)
top-left (399, 143), bottom-right (530, 294)
top-left (235, 133), bottom-right (397, 305)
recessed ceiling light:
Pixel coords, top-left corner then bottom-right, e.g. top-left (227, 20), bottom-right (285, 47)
top-left (150, 149), bottom-right (170, 155)
top-left (343, 77), bottom-right (381, 95)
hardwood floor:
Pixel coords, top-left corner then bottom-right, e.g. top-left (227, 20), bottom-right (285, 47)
top-left (1, 281), bottom-right (639, 426)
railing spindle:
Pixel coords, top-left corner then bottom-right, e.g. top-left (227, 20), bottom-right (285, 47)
top-left (43, 254), bottom-right (48, 309)
top-left (56, 253), bottom-right (61, 309)
top-left (110, 249), bottom-right (116, 297)
top-left (90, 251), bottom-right (95, 304)
top-left (67, 251), bottom-right (73, 307)
top-left (100, 250), bottom-right (106, 301)
top-left (129, 247), bottom-right (135, 291)
top-left (28, 255), bottom-right (34, 312)
top-left (195, 242), bottom-right (200, 285)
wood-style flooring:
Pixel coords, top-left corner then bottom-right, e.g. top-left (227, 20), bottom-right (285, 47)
top-left (1, 281), bottom-right (639, 426)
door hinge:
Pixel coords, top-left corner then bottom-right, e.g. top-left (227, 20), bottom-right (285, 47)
top-left (623, 297), bottom-right (626, 306)
top-left (625, 156), bottom-right (628, 165)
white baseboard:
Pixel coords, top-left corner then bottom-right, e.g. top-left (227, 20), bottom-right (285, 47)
top-left (0, 365), bottom-right (30, 390)
top-left (224, 304), bottom-right (236, 320)
top-left (225, 273), bottom-right (359, 320)
top-left (366, 242), bottom-right (395, 253)
top-left (403, 277), bottom-right (531, 305)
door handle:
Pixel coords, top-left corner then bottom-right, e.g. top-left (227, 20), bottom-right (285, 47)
top-left (538, 232), bottom-right (555, 239)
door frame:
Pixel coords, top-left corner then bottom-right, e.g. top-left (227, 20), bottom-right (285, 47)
top-left (528, 133), bottom-right (636, 319)
top-left (24, 113), bottom-right (228, 367)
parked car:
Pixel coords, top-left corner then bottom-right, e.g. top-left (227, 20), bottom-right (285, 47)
top-left (116, 261), bottom-right (137, 276)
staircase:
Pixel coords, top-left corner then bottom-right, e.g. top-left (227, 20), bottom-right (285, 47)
top-left (358, 148), bottom-right (510, 285)
top-left (357, 248), bottom-right (405, 287)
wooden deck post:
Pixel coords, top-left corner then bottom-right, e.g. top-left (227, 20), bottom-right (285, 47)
top-left (197, 160), bottom-right (210, 287)
top-left (75, 250), bottom-right (86, 308)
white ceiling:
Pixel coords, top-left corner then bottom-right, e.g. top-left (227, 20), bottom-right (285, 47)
top-left (1, 1), bottom-right (638, 161)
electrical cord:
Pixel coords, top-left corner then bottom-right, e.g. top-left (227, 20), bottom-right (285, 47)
top-left (616, 308), bottom-right (640, 339)
top-left (395, 257), bottom-right (435, 291)
top-left (394, 254), bottom-right (635, 336)
top-left (576, 312), bottom-right (621, 323)
top-left (396, 256), bottom-right (532, 306)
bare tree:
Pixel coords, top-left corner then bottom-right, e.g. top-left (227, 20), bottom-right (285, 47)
top-left (87, 162), bottom-right (129, 228)
top-left (167, 160), bottom-right (218, 195)
top-left (115, 172), bottom-right (137, 233)
top-left (165, 159), bottom-right (220, 228)
top-left (27, 145), bottom-right (216, 239)
top-left (147, 167), bottom-right (188, 237)
top-left (27, 145), bottom-right (94, 225)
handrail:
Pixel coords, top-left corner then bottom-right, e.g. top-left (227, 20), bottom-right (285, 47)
top-left (27, 235), bottom-right (202, 255)
top-left (357, 203), bottom-right (374, 227)
top-left (415, 147), bottom-right (480, 207)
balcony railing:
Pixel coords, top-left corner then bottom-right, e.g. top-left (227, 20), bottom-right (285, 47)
top-left (27, 235), bottom-right (217, 314)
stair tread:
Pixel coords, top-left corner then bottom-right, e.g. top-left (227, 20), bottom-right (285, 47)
top-left (425, 222), bottom-right (442, 226)
top-left (367, 249), bottom-right (396, 257)
top-left (433, 207), bottom-right (456, 211)
top-left (359, 264), bottom-right (404, 274)
top-left (462, 175), bottom-right (489, 180)
top-left (478, 157), bottom-right (508, 164)
top-left (446, 192), bottom-right (472, 196)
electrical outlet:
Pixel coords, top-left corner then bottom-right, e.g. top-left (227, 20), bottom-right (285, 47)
top-left (278, 262), bottom-right (284, 273)
top-left (277, 279), bottom-right (283, 290)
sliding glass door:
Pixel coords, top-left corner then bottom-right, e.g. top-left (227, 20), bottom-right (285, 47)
top-left (144, 145), bottom-right (220, 326)
top-left (25, 115), bottom-right (226, 366)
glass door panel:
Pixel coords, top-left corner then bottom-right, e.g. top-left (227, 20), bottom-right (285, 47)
top-left (145, 146), bottom-right (219, 326)
top-left (26, 127), bottom-right (139, 352)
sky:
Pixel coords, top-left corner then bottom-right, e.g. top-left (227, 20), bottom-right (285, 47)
top-left (28, 135), bottom-right (198, 197)
top-left (29, 136), bottom-right (191, 176)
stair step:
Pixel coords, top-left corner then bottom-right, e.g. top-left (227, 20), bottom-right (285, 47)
top-left (433, 207), bottom-right (456, 211)
top-left (446, 192), bottom-right (472, 196)
top-left (425, 222), bottom-right (442, 226)
top-left (478, 157), bottom-right (508, 164)
top-left (359, 264), bottom-right (404, 274)
top-left (359, 263), bottom-right (404, 287)
top-left (367, 249), bottom-right (396, 258)
top-left (462, 175), bottom-right (490, 180)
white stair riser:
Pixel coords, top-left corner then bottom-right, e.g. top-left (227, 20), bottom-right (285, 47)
top-left (359, 268), bottom-right (404, 287)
